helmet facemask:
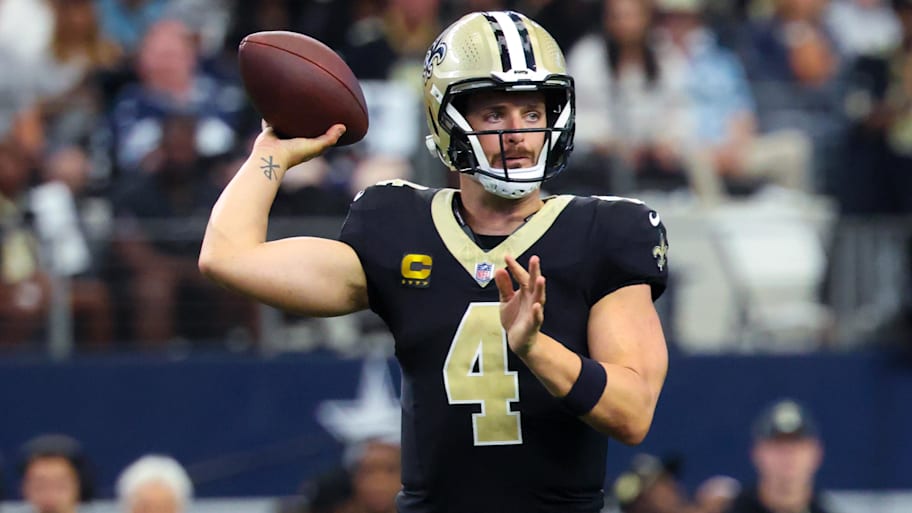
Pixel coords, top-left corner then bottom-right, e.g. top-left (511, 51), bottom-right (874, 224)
top-left (440, 81), bottom-right (575, 198)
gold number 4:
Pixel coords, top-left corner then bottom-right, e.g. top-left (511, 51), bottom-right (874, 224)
top-left (443, 302), bottom-right (522, 445)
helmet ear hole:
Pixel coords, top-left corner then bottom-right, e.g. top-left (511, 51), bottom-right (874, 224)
top-left (425, 135), bottom-right (438, 157)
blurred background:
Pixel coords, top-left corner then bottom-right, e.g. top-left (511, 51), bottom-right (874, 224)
top-left (0, 0), bottom-right (910, 512)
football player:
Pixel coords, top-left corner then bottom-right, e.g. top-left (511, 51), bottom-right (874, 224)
top-left (200, 10), bottom-right (669, 513)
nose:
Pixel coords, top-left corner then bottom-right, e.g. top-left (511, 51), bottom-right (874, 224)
top-left (504, 111), bottom-right (525, 143)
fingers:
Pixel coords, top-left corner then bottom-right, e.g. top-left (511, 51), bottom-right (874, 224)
top-left (531, 302), bottom-right (544, 326)
top-left (494, 268), bottom-right (514, 302)
top-left (286, 124), bottom-right (347, 163)
top-left (504, 255), bottom-right (530, 287)
top-left (290, 124), bottom-right (346, 147)
top-left (534, 274), bottom-right (546, 307)
top-left (528, 255), bottom-right (541, 288)
top-left (501, 254), bottom-right (547, 310)
top-left (504, 255), bottom-right (545, 289)
top-left (320, 124), bottom-right (347, 145)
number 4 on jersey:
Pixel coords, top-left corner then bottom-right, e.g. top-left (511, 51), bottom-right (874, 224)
top-left (443, 303), bottom-right (522, 445)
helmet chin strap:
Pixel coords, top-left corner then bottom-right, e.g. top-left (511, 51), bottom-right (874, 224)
top-left (473, 172), bottom-right (542, 199)
top-left (471, 136), bottom-right (550, 199)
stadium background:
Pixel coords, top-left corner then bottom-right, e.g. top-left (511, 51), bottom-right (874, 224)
top-left (0, 0), bottom-right (910, 512)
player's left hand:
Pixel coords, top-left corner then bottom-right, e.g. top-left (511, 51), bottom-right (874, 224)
top-left (495, 255), bottom-right (546, 356)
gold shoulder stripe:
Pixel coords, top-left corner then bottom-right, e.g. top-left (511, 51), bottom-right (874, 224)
top-left (431, 189), bottom-right (573, 287)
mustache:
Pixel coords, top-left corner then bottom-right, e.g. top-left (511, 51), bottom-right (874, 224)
top-left (499, 151), bottom-right (533, 160)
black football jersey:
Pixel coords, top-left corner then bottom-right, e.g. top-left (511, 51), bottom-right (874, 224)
top-left (339, 181), bottom-right (669, 513)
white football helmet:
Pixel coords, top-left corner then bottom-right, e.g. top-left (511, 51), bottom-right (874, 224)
top-left (422, 11), bottom-right (575, 198)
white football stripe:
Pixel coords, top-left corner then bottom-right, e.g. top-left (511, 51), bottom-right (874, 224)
top-left (490, 11), bottom-right (528, 72)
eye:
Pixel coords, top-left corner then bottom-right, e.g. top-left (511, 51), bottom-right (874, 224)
top-left (483, 110), bottom-right (503, 123)
top-left (524, 110), bottom-right (544, 124)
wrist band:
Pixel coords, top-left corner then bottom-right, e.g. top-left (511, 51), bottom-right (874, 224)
top-left (561, 354), bottom-right (607, 417)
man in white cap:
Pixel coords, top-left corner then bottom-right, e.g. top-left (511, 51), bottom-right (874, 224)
top-left (116, 455), bottom-right (193, 513)
top-left (727, 399), bottom-right (835, 513)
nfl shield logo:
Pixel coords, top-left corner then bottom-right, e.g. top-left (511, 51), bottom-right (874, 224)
top-left (474, 262), bottom-right (494, 287)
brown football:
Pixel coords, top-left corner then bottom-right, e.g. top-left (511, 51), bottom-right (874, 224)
top-left (238, 31), bottom-right (368, 145)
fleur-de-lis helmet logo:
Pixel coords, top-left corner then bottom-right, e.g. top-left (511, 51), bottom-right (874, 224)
top-left (423, 36), bottom-right (447, 83)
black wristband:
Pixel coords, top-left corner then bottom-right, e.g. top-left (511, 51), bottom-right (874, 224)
top-left (561, 354), bottom-right (607, 417)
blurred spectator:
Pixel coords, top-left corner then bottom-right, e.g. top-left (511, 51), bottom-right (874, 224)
top-left (164, 0), bottom-right (234, 60)
top-left (116, 455), bottom-right (193, 513)
top-left (40, 146), bottom-right (114, 349)
top-left (292, 438), bottom-right (399, 513)
top-left (337, 0), bottom-right (397, 80)
top-left (517, 0), bottom-right (602, 52)
top-left (835, 0), bottom-right (912, 214)
top-left (0, 0), bottom-right (54, 64)
top-left (294, 0), bottom-right (352, 51)
top-left (825, 0), bottom-right (902, 59)
top-left (220, 1), bottom-right (306, 135)
top-left (19, 434), bottom-right (94, 513)
top-left (727, 398), bottom-right (835, 513)
top-left (296, 466), bottom-right (354, 513)
top-left (96, 0), bottom-right (170, 54)
top-left (450, 0), bottom-right (507, 14)
top-left (656, 0), bottom-right (813, 200)
top-left (0, 45), bottom-right (44, 162)
top-left (226, 0), bottom-right (302, 52)
top-left (109, 18), bottom-right (245, 173)
top-left (560, 0), bottom-right (690, 195)
top-left (270, 156), bottom-right (357, 217)
top-left (37, 0), bottom-right (124, 150)
top-left (736, 0), bottom-right (847, 193)
top-left (0, 0), bottom-right (51, 159)
top-left (612, 453), bottom-right (698, 513)
top-left (314, 356), bottom-right (401, 512)
top-left (0, 141), bottom-right (51, 347)
top-left (340, 0), bottom-right (441, 86)
top-left (695, 476), bottom-right (741, 513)
top-left (344, 439), bottom-right (400, 513)
top-left (113, 114), bottom-right (254, 347)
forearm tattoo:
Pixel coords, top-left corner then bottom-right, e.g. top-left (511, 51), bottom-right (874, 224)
top-left (260, 156), bottom-right (280, 181)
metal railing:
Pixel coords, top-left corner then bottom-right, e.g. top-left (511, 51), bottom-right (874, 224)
top-left (2, 213), bottom-right (909, 357)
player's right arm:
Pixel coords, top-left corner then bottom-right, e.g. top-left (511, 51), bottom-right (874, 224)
top-left (198, 123), bottom-right (369, 317)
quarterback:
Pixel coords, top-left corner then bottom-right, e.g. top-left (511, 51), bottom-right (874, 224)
top-left (200, 11), bottom-right (669, 513)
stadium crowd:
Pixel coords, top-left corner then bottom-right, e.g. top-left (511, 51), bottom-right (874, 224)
top-left (0, 0), bottom-right (910, 352)
top-left (8, 397), bottom-right (832, 513)
top-left (1, 1), bottom-right (907, 511)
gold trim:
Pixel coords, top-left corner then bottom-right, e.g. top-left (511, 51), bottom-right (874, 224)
top-left (431, 189), bottom-right (572, 287)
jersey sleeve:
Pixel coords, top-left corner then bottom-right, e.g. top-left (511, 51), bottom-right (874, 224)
top-left (338, 180), bottom-right (432, 320)
top-left (338, 180), bottom-right (429, 253)
top-left (338, 186), bottom-right (377, 256)
top-left (338, 184), bottom-right (393, 319)
top-left (589, 198), bottom-right (669, 302)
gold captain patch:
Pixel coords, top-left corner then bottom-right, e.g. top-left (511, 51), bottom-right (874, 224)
top-left (401, 253), bottom-right (433, 288)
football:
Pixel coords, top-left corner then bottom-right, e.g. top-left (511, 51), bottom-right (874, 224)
top-left (238, 31), bottom-right (368, 145)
